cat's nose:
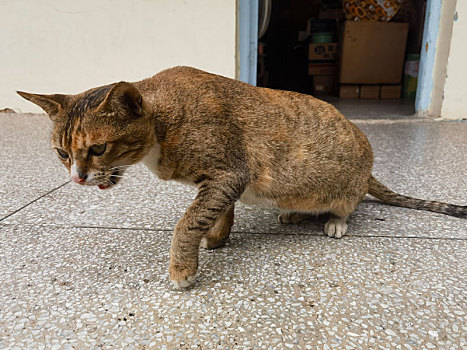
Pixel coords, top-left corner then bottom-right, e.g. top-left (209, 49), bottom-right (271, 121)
top-left (71, 165), bottom-right (87, 185)
top-left (72, 173), bottom-right (87, 184)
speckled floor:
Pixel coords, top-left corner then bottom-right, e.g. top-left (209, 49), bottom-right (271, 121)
top-left (0, 109), bottom-right (466, 349)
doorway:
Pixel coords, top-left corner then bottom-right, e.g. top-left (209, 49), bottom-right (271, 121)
top-left (240, 0), bottom-right (432, 119)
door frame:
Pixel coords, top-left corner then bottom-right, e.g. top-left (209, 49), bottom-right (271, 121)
top-left (237, 0), bottom-right (259, 85)
top-left (416, 0), bottom-right (456, 117)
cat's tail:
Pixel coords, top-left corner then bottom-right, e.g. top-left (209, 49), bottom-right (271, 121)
top-left (368, 175), bottom-right (467, 218)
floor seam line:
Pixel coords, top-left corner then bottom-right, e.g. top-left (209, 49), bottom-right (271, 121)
top-left (1, 222), bottom-right (465, 241)
top-left (0, 181), bottom-right (71, 223)
top-left (350, 118), bottom-right (457, 124)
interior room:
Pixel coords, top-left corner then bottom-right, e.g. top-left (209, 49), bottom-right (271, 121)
top-left (257, 0), bottom-right (426, 118)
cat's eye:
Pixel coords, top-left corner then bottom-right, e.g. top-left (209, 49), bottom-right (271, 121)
top-left (90, 143), bottom-right (107, 156)
top-left (56, 148), bottom-right (69, 159)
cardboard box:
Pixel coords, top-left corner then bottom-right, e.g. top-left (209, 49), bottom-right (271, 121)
top-left (381, 84), bottom-right (401, 99)
top-left (308, 63), bottom-right (336, 76)
top-left (340, 22), bottom-right (409, 84)
top-left (313, 75), bottom-right (334, 95)
top-left (309, 43), bottom-right (338, 61)
top-left (360, 85), bottom-right (380, 99)
top-left (339, 85), bottom-right (359, 98)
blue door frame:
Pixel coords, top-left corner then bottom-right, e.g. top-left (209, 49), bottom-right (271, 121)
top-left (238, 0), bottom-right (258, 85)
top-left (416, 0), bottom-right (442, 114)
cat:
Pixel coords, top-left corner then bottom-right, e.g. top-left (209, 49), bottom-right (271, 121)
top-left (18, 66), bottom-right (466, 288)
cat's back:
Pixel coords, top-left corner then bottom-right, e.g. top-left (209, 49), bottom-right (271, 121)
top-left (137, 67), bottom-right (373, 195)
top-left (139, 66), bottom-right (370, 156)
top-left (138, 66), bottom-right (371, 158)
top-left (139, 66), bottom-right (259, 104)
top-left (139, 66), bottom-right (344, 125)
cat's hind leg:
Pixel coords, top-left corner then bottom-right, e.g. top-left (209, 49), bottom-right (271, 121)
top-left (277, 196), bottom-right (359, 239)
top-left (278, 211), bottom-right (311, 224)
top-left (200, 205), bottom-right (234, 250)
top-left (278, 210), bottom-right (348, 238)
top-left (324, 198), bottom-right (362, 238)
top-left (324, 214), bottom-right (348, 239)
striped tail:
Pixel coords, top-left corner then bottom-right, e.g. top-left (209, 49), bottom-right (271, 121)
top-left (368, 176), bottom-right (467, 218)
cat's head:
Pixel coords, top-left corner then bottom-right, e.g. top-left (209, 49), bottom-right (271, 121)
top-left (17, 82), bottom-right (155, 189)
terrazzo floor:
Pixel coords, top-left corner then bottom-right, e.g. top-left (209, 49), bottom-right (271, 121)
top-left (0, 109), bottom-right (466, 349)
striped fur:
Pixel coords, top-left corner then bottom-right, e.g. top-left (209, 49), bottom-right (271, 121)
top-left (369, 176), bottom-right (466, 218)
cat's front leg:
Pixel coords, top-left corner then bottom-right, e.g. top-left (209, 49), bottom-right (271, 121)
top-left (200, 205), bottom-right (234, 250)
top-left (169, 174), bottom-right (245, 289)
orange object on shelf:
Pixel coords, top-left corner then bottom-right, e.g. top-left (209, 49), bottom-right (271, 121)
top-left (343, 0), bottom-right (402, 22)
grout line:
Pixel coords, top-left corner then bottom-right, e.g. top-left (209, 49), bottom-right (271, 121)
top-left (74, 225), bottom-right (173, 232)
top-left (350, 118), bottom-right (438, 124)
top-left (1, 221), bottom-right (465, 241)
top-left (0, 181), bottom-right (71, 223)
top-left (335, 233), bottom-right (466, 241)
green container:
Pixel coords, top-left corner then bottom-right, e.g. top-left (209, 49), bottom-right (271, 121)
top-left (311, 32), bottom-right (333, 43)
top-left (403, 53), bottom-right (419, 99)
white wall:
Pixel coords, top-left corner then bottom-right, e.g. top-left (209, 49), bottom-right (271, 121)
top-left (1, 0), bottom-right (236, 113)
top-left (441, 1), bottom-right (467, 119)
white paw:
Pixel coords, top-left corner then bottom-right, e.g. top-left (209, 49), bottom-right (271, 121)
top-left (324, 220), bottom-right (348, 239)
top-left (278, 211), bottom-right (310, 224)
top-left (199, 237), bottom-right (208, 249)
top-left (170, 274), bottom-right (196, 289)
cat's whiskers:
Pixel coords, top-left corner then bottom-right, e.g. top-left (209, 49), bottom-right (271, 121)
top-left (107, 165), bottom-right (132, 171)
top-left (91, 171), bottom-right (126, 186)
top-left (91, 175), bottom-right (109, 183)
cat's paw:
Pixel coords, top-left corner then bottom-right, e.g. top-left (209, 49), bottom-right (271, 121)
top-left (200, 236), bottom-right (227, 250)
top-left (278, 211), bottom-right (310, 224)
top-left (171, 274), bottom-right (196, 289)
top-left (169, 263), bottom-right (197, 289)
top-left (324, 219), bottom-right (348, 239)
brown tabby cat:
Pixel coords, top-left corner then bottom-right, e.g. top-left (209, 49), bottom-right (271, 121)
top-left (18, 66), bottom-right (466, 288)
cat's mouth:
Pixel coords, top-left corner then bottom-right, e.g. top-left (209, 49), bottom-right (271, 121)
top-left (98, 170), bottom-right (122, 190)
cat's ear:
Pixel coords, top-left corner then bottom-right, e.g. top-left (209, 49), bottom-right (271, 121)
top-left (98, 82), bottom-right (143, 118)
top-left (17, 91), bottom-right (66, 120)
